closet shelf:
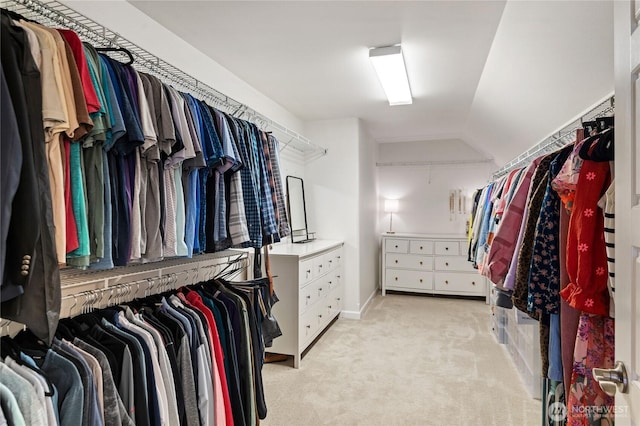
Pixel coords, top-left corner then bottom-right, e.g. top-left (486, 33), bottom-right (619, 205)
top-left (1, 250), bottom-right (250, 336)
top-left (492, 94), bottom-right (614, 179)
top-left (1, 0), bottom-right (327, 160)
top-left (58, 250), bottom-right (250, 319)
top-left (60, 250), bottom-right (248, 293)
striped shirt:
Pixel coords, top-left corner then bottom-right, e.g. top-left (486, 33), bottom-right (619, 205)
top-left (598, 178), bottom-right (615, 318)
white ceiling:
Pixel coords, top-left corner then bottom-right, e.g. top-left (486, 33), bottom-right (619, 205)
top-left (129, 0), bottom-right (613, 166)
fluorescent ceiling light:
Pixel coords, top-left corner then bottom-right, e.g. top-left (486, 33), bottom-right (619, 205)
top-left (369, 45), bottom-right (412, 106)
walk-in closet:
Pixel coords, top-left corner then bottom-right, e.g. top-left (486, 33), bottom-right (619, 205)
top-left (1, 1), bottom-right (637, 425)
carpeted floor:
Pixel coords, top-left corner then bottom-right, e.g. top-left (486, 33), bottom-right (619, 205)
top-left (261, 293), bottom-right (540, 426)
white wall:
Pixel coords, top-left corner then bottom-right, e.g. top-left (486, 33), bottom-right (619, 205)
top-left (304, 118), bottom-right (362, 316)
top-left (358, 122), bottom-right (378, 314)
top-left (377, 140), bottom-right (495, 235)
top-left (278, 150), bottom-right (306, 184)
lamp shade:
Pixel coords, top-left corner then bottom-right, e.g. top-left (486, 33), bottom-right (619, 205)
top-left (384, 199), bottom-right (399, 213)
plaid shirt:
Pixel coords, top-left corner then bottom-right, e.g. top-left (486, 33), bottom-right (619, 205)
top-left (227, 117), bottom-right (262, 248)
top-left (228, 171), bottom-right (250, 246)
top-left (251, 125), bottom-right (279, 244)
top-left (267, 134), bottom-right (290, 237)
top-left (259, 130), bottom-right (281, 243)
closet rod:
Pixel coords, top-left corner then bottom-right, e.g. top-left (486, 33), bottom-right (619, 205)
top-left (1, 0), bottom-right (327, 158)
top-left (492, 94), bottom-right (615, 179)
top-left (376, 159), bottom-right (495, 167)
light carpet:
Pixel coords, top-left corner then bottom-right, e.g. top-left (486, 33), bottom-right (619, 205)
top-left (261, 293), bottom-right (541, 426)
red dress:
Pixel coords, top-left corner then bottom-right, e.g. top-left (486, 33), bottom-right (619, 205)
top-left (559, 157), bottom-right (610, 316)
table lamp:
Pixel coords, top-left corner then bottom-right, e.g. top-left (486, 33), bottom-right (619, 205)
top-left (384, 199), bottom-right (399, 234)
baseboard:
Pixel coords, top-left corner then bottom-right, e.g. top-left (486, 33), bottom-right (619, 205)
top-left (339, 310), bottom-right (361, 320)
top-left (338, 288), bottom-right (377, 320)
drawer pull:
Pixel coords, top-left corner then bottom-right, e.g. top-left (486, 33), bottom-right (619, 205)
top-left (445, 247), bottom-right (449, 251)
top-left (420, 246), bottom-right (423, 250)
top-left (394, 277), bottom-right (398, 281)
top-left (337, 256), bottom-right (341, 259)
top-left (306, 325), bottom-right (311, 329)
top-left (445, 262), bottom-right (449, 266)
top-left (306, 295), bottom-right (311, 299)
top-left (319, 265), bottom-right (323, 268)
top-left (419, 279), bottom-right (423, 283)
top-left (319, 287), bottom-right (323, 291)
top-left (419, 261), bottom-right (423, 265)
top-left (337, 298), bottom-right (341, 301)
top-left (395, 260), bottom-right (398, 264)
top-left (318, 314), bottom-right (323, 318)
top-left (329, 305), bottom-right (332, 309)
top-left (395, 245), bottom-right (399, 248)
top-left (472, 281), bottom-right (476, 285)
top-left (445, 280), bottom-right (449, 284)
top-left (328, 281), bottom-right (333, 285)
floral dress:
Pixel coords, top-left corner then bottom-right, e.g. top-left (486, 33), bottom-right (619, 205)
top-left (567, 314), bottom-right (615, 426)
top-left (527, 146), bottom-right (573, 316)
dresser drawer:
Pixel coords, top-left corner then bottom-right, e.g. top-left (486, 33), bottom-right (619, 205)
top-left (326, 269), bottom-right (342, 291)
top-left (434, 256), bottom-right (476, 272)
top-left (299, 307), bottom-right (319, 344)
top-left (409, 240), bottom-right (433, 255)
top-left (385, 239), bottom-right (409, 253)
top-left (434, 241), bottom-right (460, 255)
top-left (433, 272), bottom-right (483, 294)
top-left (385, 253), bottom-right (432, 270)
top-left (325, 250), bottom-right (341, 271)
top-left (313, 254), bottom-right (329, 277)
top-left (299, 259), bottom-right (315, 286)
top-left (332, 247), bottom-right (344, 268)
top-left (315, 277), bottom-right (329, 301)
top-left (299, 283), bottom-right (316, 313)
top-left (327, 286), bottom-right (343, 319)
top-left (385, 269), bottom-right (433, 290)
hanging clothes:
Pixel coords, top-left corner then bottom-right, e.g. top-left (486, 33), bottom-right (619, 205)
top-left (0, 13), bottom-right (61, 344)
top-left (469, 116), bottom-right (616, 426)
top-left (2, 271), bottom-right (276, 426)
top-left (0, 12), bottom-right (292, 341)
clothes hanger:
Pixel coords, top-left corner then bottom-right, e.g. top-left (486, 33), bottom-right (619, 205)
top-left (596, 116), bottom-right (614, 132)
top-left (0, 335), bottom-right (55, 396)
top-left (214, 254), bottom-right (249, 282)
top-left (12, 329), bottom-right (49, 361)
top-left (582, 120), bottom-right (598, 136)
top-left (95, 47), bottom-right (134, 66)
top-left (578, 127), bottom-right (614, 162)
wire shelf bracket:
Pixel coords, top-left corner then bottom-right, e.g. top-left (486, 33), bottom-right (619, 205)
top-left (1, 0), bottom-right (328, 160)
top-left (492, 94), bottom-right (615, 179)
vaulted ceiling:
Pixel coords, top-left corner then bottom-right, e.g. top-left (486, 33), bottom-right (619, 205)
top-left (129, 1), bottom-right (613, 166)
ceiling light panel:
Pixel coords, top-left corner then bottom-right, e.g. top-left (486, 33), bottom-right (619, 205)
top-left (369, 45), bottom-right (412, 106)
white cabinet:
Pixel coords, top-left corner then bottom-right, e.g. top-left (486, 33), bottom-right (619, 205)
top-left (381, 233), bottom-right (485, 297)
top-left (268, 240), bottom-right (344, 368)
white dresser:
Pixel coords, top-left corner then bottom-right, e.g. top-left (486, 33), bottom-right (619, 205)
top-left (381, 233), bottom-right (484, 297)
top-left (268, 240), bottom-right (344, 368)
